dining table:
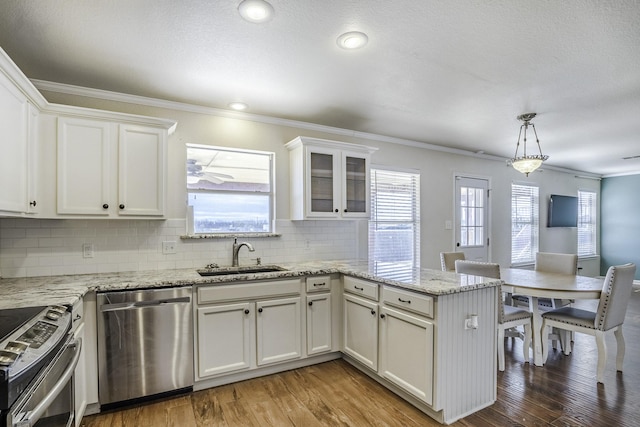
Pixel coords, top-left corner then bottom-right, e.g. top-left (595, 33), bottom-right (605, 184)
top-left (500, 267), bottom-right (604, 366)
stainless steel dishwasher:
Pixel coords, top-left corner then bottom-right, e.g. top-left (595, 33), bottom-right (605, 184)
top-left (97, 286), bottom-right (193, 409)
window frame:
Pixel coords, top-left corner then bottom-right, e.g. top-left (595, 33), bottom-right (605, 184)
top-left (186, 144), bottom-right (275, 235)
top-left (368, 166), bottom-right (420, 282)
top-left (511, 182), bottom-right (540, 266)
top-left (577, 190), bottom-right (597, 257)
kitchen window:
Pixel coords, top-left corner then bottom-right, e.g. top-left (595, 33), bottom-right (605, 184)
top-left (186, 144), bottom-right (274, 234)
top-left (511, 182), bottom-right (539, 265)
top-left (578, 190), bottom-right (597, 257)
top-left (368, 168), bottom-right (420, 281)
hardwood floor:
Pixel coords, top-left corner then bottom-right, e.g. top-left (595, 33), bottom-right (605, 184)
top-left (81, 290), bottom-right (640, 426)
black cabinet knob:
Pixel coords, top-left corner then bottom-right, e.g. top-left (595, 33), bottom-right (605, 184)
top-left (258, 307), bottom-right (263, 313)
top-left (344, 209), bottom-right (348, 212)
top-left (102, 204), bottom-right (109, 209)
top-left (371, 310), bottom-right (376, 316)
top-left (29, 200), bottom-right (37, 207)
top-left (308, 301), bottom-right (313, 306)
top-left (334, 208), bottom-right (339, 212)
top-left (380, 314), bottom-right (386, 319)
top-left (119, 204), bottom-right (125, 209)
top-left (244, 309), bottom-right (250, 314)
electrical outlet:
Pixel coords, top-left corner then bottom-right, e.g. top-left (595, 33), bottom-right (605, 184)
top-left (82, 243), bottom-right (94, 258)
top-left (162, 241), bottom-right (177, 254)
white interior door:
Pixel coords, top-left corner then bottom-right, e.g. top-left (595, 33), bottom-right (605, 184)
top-left (455, 176), bottom-right (490, 261)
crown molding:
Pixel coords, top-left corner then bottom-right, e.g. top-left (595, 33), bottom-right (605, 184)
top-left (31, 79), bottom-right (602, 178)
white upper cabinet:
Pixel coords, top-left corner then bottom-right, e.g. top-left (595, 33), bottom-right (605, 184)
top-left (118, 124), bottom-right (166, 216)
top-left (286, 136), bottom-right (377, 220)
top-left (0, 68), bottom-right (29, 214)
top-left (57, 117), bottom-right (167, 217)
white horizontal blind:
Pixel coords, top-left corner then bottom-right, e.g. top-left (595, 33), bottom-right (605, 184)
top-left (369, 169), bottom-right (420, 282)
top-left (578, 190), bottom-right (597, 256)
top-left (511, 183), bottom-right (539, 264)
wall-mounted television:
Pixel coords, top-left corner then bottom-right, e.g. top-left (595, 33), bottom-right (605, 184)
top-left (548, 194), bottom-right (578, 227)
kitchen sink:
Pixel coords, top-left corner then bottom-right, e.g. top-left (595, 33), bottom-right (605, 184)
top-left (197, 265), bottom-right (287, 276)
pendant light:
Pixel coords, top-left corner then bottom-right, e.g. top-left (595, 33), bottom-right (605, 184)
top-left (508, 113), bottom-right (549, 176)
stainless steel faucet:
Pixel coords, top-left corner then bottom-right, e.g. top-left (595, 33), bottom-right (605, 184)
top-left (232, 238), bottom-right (255, 266)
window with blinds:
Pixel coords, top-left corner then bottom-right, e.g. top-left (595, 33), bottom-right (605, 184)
top-left (578, 190), bottom-right (597, 256)
top-left (511, 183), bottom-right (539, 265)
top-left (368, 168), bottom-right (420, 282)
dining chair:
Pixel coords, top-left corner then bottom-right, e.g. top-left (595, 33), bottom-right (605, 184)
top-left (541, 263), bottom-right (636, 383)
top-left (513, 252), bottom-right (579, 309)
top-left (440, 252), bottom-right (465, 271)
top-left (455, 260), bottom-right (531, 371)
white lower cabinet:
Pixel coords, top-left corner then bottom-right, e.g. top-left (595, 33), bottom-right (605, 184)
top-left (256, 297), bottom-right (302, 365)
top-left (195, 280), bottom-right (304, 381)
top-left (379, 306), bottom-right (434, 405)
top-left (306, 293), bottom-right (332, 355)
top-left (197, 302), bottom-right (253, 378)
top-left (343, 293), bottom-right (379, 371)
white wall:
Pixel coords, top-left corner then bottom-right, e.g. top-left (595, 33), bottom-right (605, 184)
top-left (0, 90), bottom-right (601, 278)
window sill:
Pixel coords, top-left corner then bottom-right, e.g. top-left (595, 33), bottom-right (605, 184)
top-left (181, 233), bottom-right (282, 240)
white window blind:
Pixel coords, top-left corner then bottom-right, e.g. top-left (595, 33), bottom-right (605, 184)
top-left (578, 190), bottom-right (597, 256)
top-left (368, 169), bottom-right (420, 282)
top-left (511, 183), bottom-right (539, 265)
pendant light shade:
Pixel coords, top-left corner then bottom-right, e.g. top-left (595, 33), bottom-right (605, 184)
top-left (508, 113), bottom-right (549, 176)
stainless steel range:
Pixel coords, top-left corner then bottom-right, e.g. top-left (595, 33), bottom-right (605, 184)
top-left (0, 305), bottom-right (81, 427)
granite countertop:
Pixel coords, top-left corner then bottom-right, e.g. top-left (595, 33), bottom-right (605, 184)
top-left (0, 260), bottom-right (502, 310)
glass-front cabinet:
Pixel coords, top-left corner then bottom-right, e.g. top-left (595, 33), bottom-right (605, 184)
top-left (286, 136), bottom-right (376, 220)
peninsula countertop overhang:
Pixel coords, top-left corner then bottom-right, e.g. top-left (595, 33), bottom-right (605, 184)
top-left (0, 260), bottom-right (502, 310)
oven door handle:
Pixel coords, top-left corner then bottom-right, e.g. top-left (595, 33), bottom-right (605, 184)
top-left (17, 338), bottom-right (82, 427)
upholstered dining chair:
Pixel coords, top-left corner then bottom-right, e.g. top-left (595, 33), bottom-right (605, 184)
top-left (455, 260), bottom-right (531, 371)
top-left (513, 252), bottom-right (579, 309)
top-left (541, 263), bottom-right (636, 383)
top-left (440, 252), bottom-right (465, 271)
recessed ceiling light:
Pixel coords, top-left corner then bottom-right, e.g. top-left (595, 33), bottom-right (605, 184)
top-left (228, 102), bottom-right (248, 111)
top-left (337, 31), bottom-right (369, 49)
top-left (238, 0), bottom-right (274, 23)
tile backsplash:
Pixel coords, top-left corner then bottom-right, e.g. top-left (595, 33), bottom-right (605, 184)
top-left (0, 218), bottom-right (360, 278)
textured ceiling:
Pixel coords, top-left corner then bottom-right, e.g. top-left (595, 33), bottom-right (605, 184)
top-left (1, 0), bottom-right (639, 176)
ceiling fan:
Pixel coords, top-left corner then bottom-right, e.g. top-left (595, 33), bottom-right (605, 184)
top-left (186, 158), bottom-right (234, 185)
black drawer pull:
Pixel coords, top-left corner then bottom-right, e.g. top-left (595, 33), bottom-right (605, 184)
top-left (313, 282), bottom-right (326, 287)
top-left (398, 298), bottom-right (411, 304)
top-left (354, 286), bottom-right (364, 291)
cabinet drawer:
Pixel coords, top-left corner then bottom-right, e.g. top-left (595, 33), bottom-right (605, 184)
top-left (343, 276), bottom-right (379, 301)
top-left (306, 275), bottom-right (332, 293)
top-left (198, 279), bottom-right (301, 304)
top-left (382, 286), bottom-right (434, 318)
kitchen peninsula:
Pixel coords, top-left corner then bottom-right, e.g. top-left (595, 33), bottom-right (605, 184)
top-left (0, 261), bottom-right (500, 425)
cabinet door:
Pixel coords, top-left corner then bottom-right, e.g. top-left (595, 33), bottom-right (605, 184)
top-left (196, 302), bottom-right (253, 378)
top-left (305, 147), bottom-right (341, 218)
top-left (379, 306), bottom-right (434, 405)
top-left (73, 321), bottom-right (87, 427)
top-left (57, 117), bottom-right (111, 215)
top-left (118, 124), bottom-right (165, 216)
top-left (343, 293), bottom-right (379, 371)
top-left (341, 151), bottom-right (369, 218)
top-left (0, 70), bottom-right (29, 214)
top-left (306, 293), bottom-right (332, 355)
top-left (256, 297), bottom-right (302, 366)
